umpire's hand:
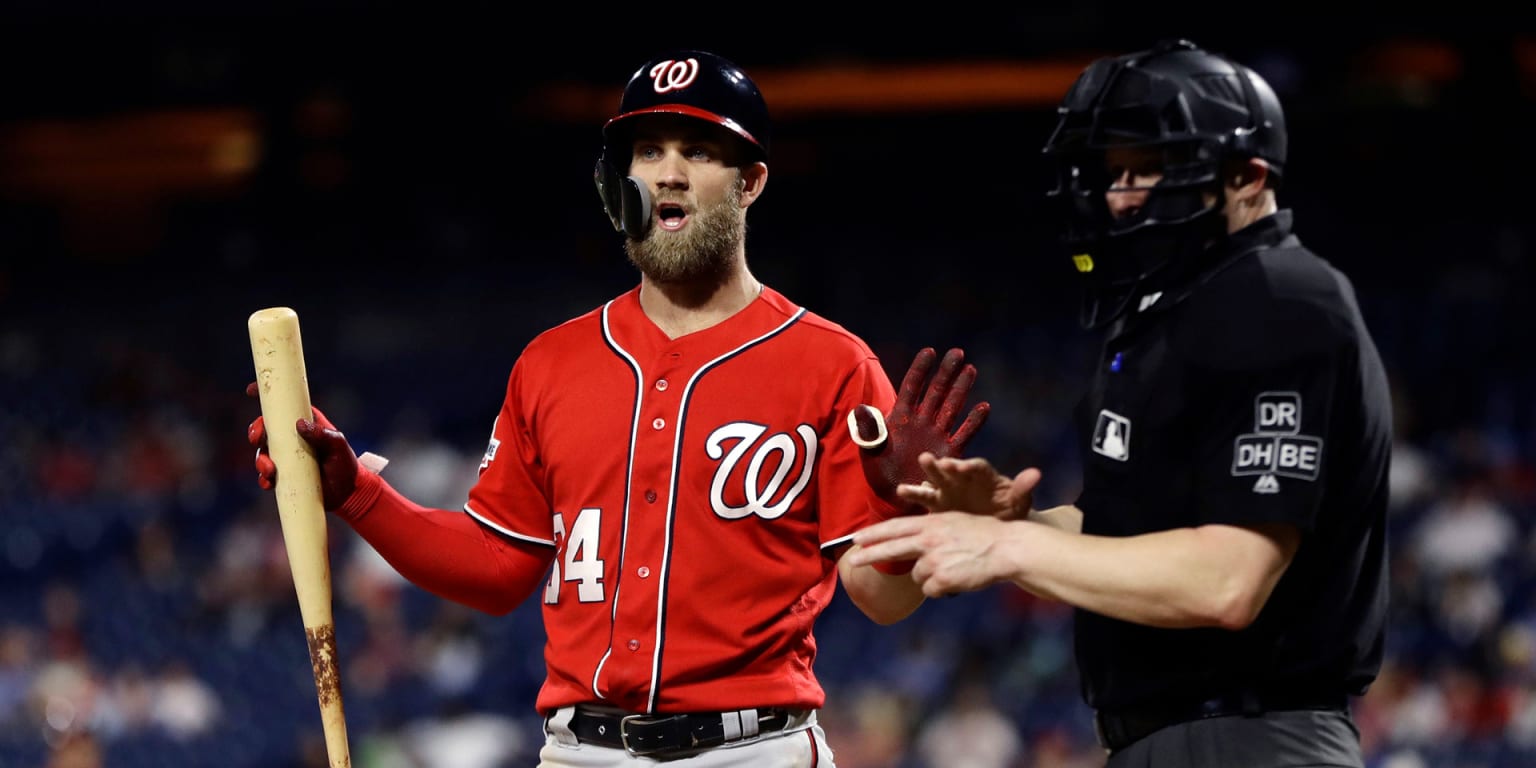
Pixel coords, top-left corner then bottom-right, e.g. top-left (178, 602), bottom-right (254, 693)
top-left (850, 512), bottom-right (1016, 598)
top-left (897, 454), bottom-right (1043, 523)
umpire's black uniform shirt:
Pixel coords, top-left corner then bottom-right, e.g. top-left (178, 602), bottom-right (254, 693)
top-left (1073, 210), bottom-right (1391, 713)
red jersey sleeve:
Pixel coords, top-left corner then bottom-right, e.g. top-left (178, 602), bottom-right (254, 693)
top-left (464, 357), bottom-right (558, 547)
top-left (337, 471), bottom-right (553, 615)
top-left (815, 354), bottom-right (897, 552)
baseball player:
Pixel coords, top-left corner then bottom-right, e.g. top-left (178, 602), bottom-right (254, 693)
top-left (247, 49), bottom-right (989, 766)
top-left (852, 40), bottom-right (1391, 766)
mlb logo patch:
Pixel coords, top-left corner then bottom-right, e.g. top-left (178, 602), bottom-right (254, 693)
top-left (480, 436), bottom-right (501, 471)
top-left (1092, 409), bottom-right (1131, 461)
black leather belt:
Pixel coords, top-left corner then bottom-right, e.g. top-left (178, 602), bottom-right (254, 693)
top-left (1093, 691), bottom-right (1349, 753)
top-left (565, 705), bottom-right (799, 758)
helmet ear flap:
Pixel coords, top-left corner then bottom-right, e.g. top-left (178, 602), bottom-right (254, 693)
top-left (593, 156), bottom-right (653, 238)
top-left (619, 175), bottom-right (652, 238)
top-left (594, 157), bottom-right (624, 232)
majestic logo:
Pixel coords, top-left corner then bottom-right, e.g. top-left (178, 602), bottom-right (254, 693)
top-left (1230, 392), bottom-right (1324, 493)
top-left (650, 58), bottom-right (699, 94)
top-left (1251, 474), bottom-right (1281, 494)
top-left (1092, 409), bottom-right (1131, 461)
top-left (705, 422), bottom-right (818, 520)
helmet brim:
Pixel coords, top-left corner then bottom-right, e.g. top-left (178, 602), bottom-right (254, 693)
top-left (603, 104), bottom-right (766, 159)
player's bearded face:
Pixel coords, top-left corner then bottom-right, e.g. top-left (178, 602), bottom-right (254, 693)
top-left (625, 172), bottom-right (744, 283)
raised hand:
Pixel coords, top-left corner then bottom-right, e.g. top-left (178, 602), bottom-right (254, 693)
top-left (848, 347), bottom-right (991, 519)
top-left (246, 381), bottom-right (361, 511)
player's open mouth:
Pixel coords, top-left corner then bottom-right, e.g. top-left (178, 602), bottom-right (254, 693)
top-left (657, 202), bottom-right (688, 231)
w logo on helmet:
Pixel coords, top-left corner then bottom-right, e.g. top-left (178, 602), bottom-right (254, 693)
top-left (649, 58), bottom-right (699, 94)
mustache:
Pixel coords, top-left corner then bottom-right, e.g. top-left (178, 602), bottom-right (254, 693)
top-left (652, 192), bottom-right (693, 211)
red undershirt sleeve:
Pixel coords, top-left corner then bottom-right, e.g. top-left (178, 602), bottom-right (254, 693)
top-left (334, 470), bottom-right (554, 616)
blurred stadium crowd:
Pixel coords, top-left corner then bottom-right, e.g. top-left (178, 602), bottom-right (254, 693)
top-left (3, 15), bottom-right (1536, 768)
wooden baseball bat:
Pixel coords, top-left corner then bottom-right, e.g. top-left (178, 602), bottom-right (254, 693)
top-left (247, 306), bottom-right (351, 768)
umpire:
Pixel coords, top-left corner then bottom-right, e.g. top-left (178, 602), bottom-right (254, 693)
top-left (851, 39), bottom-right (1390, 766)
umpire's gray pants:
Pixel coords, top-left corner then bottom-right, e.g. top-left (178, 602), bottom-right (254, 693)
top-left (1106, 709), bottom-right (1363, 768)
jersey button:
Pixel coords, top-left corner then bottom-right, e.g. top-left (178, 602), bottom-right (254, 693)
top-left (637, 566), bottom-right (650, 578)
top-left (627, 639), bottom-right (640, 652)
top-left (655, 379), bottom-right (668, 391)
top-left (644, 489), bottom-right (657, 503)
top-left (652, 417), bottom-right (665, 430)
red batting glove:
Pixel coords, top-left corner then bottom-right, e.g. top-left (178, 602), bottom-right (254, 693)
top-left (849, 348), bottom-right (991, 574)
top-left (245, 381), bottom-right (360, 511)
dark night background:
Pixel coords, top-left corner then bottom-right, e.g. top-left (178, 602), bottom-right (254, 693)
top-left (2, 6), bottom-right (1534, 767)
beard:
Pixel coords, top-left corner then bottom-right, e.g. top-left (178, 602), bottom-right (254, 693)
top-left (624, 177), bottom-right (744, 284)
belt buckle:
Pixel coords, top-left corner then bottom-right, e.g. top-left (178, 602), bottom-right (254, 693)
top-left (619, 713), bottom-right (666, 758)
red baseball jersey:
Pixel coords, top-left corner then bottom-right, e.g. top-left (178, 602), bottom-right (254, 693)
top-left (465, 285), bottom-right (896, 715)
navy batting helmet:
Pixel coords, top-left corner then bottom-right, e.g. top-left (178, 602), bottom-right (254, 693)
top-left (594, 50), bottom-right (770, 237)
top-left (1042, 39), bottom-right (1288, 328)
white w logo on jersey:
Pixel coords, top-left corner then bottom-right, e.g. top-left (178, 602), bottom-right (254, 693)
top-left (705, 422), bottom-right (818, 520)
